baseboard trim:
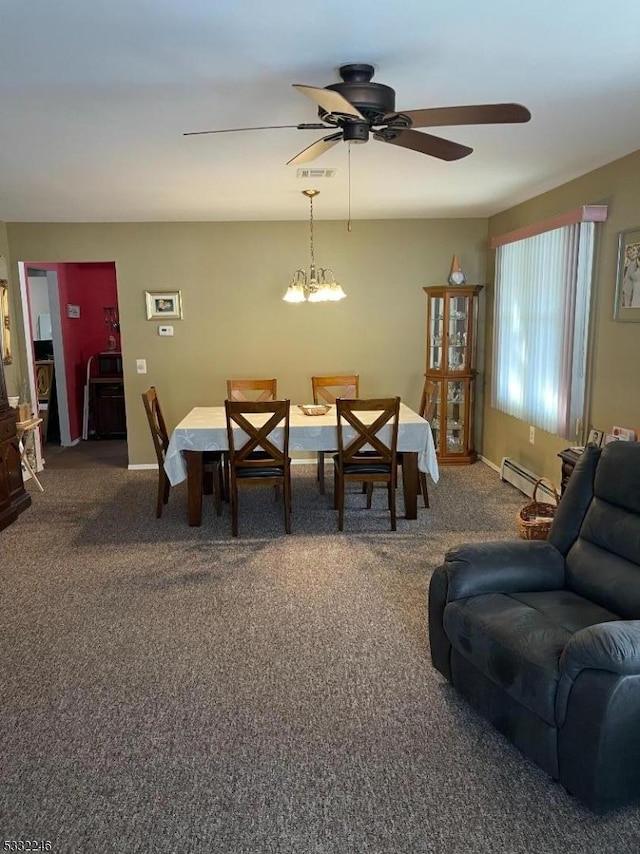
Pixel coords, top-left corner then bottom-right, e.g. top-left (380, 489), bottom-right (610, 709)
top-left (479, 455), bottom-right (501, 474)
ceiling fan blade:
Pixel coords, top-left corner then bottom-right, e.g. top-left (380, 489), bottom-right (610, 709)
top-left (286, 132), bottom-right (343, 166)
top-left (184, 123), bottom-right (328, 136)
top-left (377, 129), bottom-right (472, 161)
top-left (293, 84), bottom-right (365, 120)
top-left (386, 103), bottom-right (531, 128)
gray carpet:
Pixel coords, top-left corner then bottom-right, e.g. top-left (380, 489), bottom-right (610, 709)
top-left (2, 462), bottom-right (640, 853)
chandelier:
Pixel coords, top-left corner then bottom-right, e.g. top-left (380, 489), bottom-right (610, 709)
top-left (283, 189), bottom-right (347, 303)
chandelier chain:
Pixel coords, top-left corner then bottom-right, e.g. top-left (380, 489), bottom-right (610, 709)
top-left (309, 193), bottom-right (315, 269)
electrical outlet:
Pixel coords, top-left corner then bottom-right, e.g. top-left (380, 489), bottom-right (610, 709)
top-left (529, 425), bottom-right (535, 444)
top-left (136, 359), bottom-right (147, 374)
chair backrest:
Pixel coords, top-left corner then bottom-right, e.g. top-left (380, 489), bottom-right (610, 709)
top-left (553, 441), bottom-right (640, 619)
top-left (227, 378), bottom-right (277, 402)
top-left (336, 397), bottom-right (400, 467)
top-left (141, 386), bottom-right (169, 467)
top-left (225, 399), bottom-right (290, 469)
top-left (418, 378), bottom-right (439, 422)
top-left (312, 374), bottom-right (359, 405)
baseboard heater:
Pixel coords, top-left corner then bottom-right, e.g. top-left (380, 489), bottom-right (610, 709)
top-left (500, 457), bottom-right (558, 503)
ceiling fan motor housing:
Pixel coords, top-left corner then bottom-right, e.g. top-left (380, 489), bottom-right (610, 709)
top-left (324, 63), bottom-right (396, 125)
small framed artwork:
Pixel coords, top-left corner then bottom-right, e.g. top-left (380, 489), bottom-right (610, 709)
top-left (145, 290), bottom-right (183, 320)
top-left (614, 227), bottom-right (640, 321)
top-left (586, 429), bottom-right (603, 447)
top-left (603, 433), bottom-right (621, 446)
top-left (611, 425), bottom-right (636, 442)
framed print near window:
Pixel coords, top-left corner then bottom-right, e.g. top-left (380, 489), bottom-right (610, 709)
top-left (145, 290), bottom-right (183, 320)
top-left (614, 227), bottom-right (640, 321)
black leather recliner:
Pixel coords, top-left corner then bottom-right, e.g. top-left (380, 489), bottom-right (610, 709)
top-left (429, 441), bottom-right (640, 812)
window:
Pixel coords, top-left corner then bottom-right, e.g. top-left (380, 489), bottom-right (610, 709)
top-left (492, 219), bottom-right (597, 440)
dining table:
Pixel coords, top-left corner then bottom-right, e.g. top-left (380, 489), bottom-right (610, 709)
top-left (164, 402), bottom-right (439, 526)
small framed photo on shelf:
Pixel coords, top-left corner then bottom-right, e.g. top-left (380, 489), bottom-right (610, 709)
top-left (603, 433), bottom-right (621, 446)
top-left (611, 425), bottom-right (636, 442)
top-left (586, 429), bottom-right (603, 447)
top-left (614, 227), bottom-right (640, 321)
top-left (145, 290), bottom-right (183, 320)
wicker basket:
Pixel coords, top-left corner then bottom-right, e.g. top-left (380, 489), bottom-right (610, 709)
top-left (516, 478), bottom-right (560, 540)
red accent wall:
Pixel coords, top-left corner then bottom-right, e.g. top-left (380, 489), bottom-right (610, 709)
top-left (27, 261), bottom-right (119, 442)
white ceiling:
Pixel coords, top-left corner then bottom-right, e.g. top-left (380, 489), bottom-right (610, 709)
top-left (2, 0), bottom-right (640, 223)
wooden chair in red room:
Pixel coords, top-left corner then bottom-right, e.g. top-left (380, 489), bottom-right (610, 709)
top-left (224, 399), bottom-right (292, 537)
top-left (142, 387), bottom-right (223, 519)
top-left (311, 374), bottom-right (359, 494)
top-left (226, 378), bottom-right (277, 402)
top-left (334, 397), bottom-right (400, 532)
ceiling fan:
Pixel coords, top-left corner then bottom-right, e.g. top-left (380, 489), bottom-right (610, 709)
top-left (184, 63), bottom-right (531, 166)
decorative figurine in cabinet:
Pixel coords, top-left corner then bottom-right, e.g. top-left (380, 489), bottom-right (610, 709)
top-left (423, 285), bottom-right (483, 464)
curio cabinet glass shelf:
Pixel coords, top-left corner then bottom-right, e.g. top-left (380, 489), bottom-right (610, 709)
top-left (424, 284), bottom-right (483, 464)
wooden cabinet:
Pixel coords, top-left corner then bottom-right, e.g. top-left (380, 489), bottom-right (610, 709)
top-left (90, 378), bottom-right (126, 438)
top-left (558, 448), bottom-right (582, 495)
top-left (0, 356), bottom-right (31, 531)
top-left (424, 285), bottom-right (483, 464)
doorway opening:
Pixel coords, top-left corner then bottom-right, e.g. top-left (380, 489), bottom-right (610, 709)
top-left (18, 260), bottom-right (127, 472)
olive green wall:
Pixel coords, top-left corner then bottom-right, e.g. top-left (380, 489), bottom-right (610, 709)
top-left (484, 148), bottom-right (640, 483)
top-left (6, 218), bottom-right (488, 465)
top-left (0, 221), bottom-right (26, 398)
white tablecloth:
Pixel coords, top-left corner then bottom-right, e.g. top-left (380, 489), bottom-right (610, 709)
top-left (164, 403), bottom-right (439, 487)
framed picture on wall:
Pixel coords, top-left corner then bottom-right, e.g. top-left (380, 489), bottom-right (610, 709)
top-left (614, 227), bottom-right (640, 321)
top-left (145, 290), bottom-right (183, 320)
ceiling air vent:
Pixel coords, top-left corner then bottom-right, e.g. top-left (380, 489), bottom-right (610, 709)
top-left (296, 168), bottom-right (336, 179)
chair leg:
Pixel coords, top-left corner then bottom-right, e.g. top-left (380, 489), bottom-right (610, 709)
top-left (157, 471), bottom-right (169, 518)
top-left (338, 473), bottom-right (345, 532)
top-left (230, 482), bottom-right (239, 537)
top-left (283, 471), bottom-right (292, 534)
top-left (366, 483), bottom-right (373, 508)
top-left (318, 452), bottom-right (326, 495)
top-left (389, 481), bottom-right (397, 531)
top-left (420, 472), bottom-right (429, 508)
top-left (214, 463), bottom-right (223, 517)
top-left (222, 453), bottom-right (230, 502)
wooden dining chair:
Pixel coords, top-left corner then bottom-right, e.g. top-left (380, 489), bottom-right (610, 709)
top-left (403, 378), bottom-right (439, 508)
top-left (224, 399), bottom-right (292, 537)
top-left (419, 379), bottom-right (439, 506)
top-left (142, 387), bottom-right (223, 519)
top-left (226, 378), bottom-right (277, 402)
top-left (225, 378), bottom-right (278, 498)
top-left (334, 397), bottom-right (400, 531)
top-left (311, 374), bottom-right (359, 495)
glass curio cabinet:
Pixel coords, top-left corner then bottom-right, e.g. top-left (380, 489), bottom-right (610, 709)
top-left (423, 285), bottom-right (483, 464)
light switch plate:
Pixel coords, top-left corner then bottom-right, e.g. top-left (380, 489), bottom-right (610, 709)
top-left (136, 359), bottom-right (147, 374)
top-left (158, 325), bottom-right (174, 336)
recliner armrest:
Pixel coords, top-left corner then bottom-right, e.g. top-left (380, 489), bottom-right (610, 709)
top-left (556, 621), bottom-right (640, 726)
top-left (561, 621), bottom-right (640, 679)
top-left (443, 540), bottom-right (566, 602)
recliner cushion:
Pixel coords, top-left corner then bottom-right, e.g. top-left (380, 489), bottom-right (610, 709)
top-left (443, 590), bottom-right (619, 726)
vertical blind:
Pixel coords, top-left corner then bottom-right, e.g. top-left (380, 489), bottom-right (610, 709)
top-left (492, 221), bottom-right (594, 439)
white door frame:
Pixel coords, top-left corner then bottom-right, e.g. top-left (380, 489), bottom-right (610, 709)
top-left (18, 264), bottom-right (73, 464)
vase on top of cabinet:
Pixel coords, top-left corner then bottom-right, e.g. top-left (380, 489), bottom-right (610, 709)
top-left (423, 284), bottom-right (483, 464)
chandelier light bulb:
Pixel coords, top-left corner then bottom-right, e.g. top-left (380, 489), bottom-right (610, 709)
top-left (282, 190), bottom-right (347, 304)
